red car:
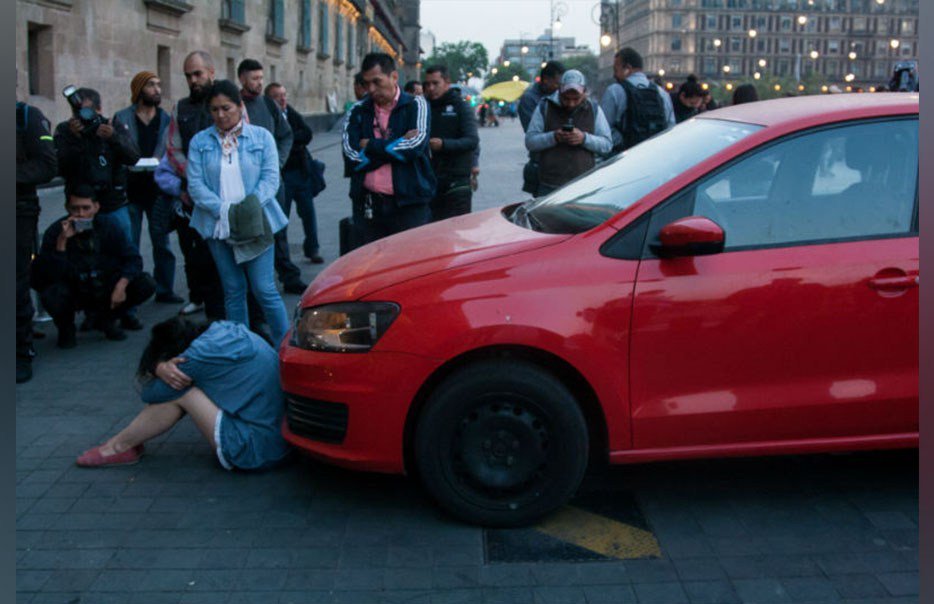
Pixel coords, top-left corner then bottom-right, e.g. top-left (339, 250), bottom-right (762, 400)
top-left (281, 93), bottom-right (919, 526)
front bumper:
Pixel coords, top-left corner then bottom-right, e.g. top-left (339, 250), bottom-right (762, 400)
top-left (280, 344), bottom-right (442, 474)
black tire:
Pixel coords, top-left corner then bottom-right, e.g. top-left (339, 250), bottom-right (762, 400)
top-left (415, 360), bottom-right (589, 527)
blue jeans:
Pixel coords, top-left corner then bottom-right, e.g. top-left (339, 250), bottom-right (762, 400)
top-left (128, 198), bottom-right (176, 298)
top-left (205, 241), bottom-right (289, 345)
top-left (282, 168), bottom-right (320, 258)
top-left (96, 206), bottom-right (137, 318)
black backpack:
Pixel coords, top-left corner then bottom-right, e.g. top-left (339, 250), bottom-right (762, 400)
top-left (618, 80), bottom-right (668, 152)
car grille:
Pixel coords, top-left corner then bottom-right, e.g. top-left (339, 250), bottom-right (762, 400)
top-left (285, 393), bottom-right (349, 444)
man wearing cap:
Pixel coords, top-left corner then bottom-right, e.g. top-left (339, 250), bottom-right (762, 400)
top-left (518, 61), bottom-right (565, 196)
top-left (114, 72), bottom-right (180, 305)
top-left (524, 69), bottom-right (613, 196)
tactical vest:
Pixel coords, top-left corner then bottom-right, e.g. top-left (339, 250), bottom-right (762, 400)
top-left (538, 99), bottom-right (597, 189)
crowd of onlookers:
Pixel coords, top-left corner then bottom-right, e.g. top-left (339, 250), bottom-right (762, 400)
top-left (16, 51), bottom-right (326, 385)
top-left (14, 44), bottom-right (919, 470)
top-left (14, 48), bottom-right (484, 470)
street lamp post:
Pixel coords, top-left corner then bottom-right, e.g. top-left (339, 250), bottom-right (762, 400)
top-left (549, 0), bottom-right (568, 61)
top-left (594, 1), bottom-right (620, 88)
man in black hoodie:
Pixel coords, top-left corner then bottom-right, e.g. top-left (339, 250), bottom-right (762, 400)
top-left (423, 64), bottom-right (479, 221)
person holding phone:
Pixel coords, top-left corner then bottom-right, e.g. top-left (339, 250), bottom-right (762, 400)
top-left (31, 184), bottom-right (156, 348)
top-left (524, 70), bottom-right (613, 197)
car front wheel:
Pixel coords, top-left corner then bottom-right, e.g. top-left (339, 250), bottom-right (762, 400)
top-left (415, 360), bottom-right (589, 527)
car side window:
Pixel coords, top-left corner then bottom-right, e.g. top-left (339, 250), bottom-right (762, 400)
top-left (691, 118), bottom-right (918, 250)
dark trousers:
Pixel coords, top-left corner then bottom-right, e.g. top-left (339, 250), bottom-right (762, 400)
top-left (16, 215), bottom-right (37, 358)
top-left (39, 273), bottom-right (157, 331)
top-left (430, 178), bottom-right (473, 222)
top-left (283, 167), bottom-right (320, 258)
top-left (273, 185), bottom-right (303, 285)
top-left (352, 192), bottom-right (431, 246)
top-left (128, 197), bottom-right (176, 298)
top-left (176, 218), bottom-right (226, 320)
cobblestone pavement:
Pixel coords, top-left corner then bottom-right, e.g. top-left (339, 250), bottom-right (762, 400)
top-left (17, 119), bottom-right (918, 603)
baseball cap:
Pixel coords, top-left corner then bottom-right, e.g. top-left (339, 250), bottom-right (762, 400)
top-left (560, 69), bottom-right (586, 93)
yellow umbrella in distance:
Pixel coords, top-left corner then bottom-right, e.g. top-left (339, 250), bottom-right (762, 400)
top-left (481, 80), bottom-right (530, 102)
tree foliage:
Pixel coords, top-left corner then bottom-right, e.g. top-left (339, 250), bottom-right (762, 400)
top-left (706, 72), bottom-right (828, 106)
top-left (484, 62), bottom-right (530, 87)
top-left (425, 41), bottom-right (489, 83)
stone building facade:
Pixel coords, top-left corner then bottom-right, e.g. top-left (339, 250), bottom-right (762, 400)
top-left (499, 29), bottom-right (594, 80)
top-left (17, 0), bottom-right (422, 127)
top-left (598, 0), bottom-right (919, 90)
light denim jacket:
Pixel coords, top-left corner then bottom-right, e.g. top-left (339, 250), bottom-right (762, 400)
top-left (186, 123), bottom-right (287, 240)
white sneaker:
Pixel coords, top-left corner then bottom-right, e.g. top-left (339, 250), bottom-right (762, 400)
top-left (179, 302), bottom-right (204, 316)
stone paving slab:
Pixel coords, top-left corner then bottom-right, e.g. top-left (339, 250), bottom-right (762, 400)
top-left (17, 121), bottom-right (919, 604)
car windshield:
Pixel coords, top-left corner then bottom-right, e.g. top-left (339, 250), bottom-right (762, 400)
top-left (514, 118), bottom-right (763, 234)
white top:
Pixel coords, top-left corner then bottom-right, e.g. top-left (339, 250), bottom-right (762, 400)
top-left (214, 146), bottom-right (246, 240)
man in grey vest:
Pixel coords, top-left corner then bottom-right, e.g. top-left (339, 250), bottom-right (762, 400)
top-left (237, 59), bottom-right (306, 294)
top-left (524, 70), bottom-right (612, 196)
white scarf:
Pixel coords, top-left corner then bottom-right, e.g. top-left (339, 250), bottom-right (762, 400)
top-left (213, 122), bottom-right (247, 240)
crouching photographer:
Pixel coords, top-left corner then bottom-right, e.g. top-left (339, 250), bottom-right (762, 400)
top-left (32, 185), bottom-right (156, 348)
top-left (53, 86), bottom-right (143, 329)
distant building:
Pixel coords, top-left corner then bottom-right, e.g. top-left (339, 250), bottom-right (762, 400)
top-left (499, 29), bottom-right (593, 79)
top-left (598, 0), bottom-right (919, 91)
top-left (420, 29), bottom-right (436, 60)
top-left (17, 0), bottom-right (423, 126)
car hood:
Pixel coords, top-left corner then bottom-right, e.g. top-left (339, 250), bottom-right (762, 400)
top-left (301, 206), bottom-right (570, 306)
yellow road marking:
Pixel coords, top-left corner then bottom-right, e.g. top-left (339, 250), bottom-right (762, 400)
top-left (536, 506), bottom-right (661, 560)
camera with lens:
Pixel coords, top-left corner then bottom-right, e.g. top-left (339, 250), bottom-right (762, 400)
top-left (62, 85), bottom-right (107, 136)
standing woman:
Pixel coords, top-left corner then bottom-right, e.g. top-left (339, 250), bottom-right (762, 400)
top-left (186, 80), bottom-right (290, 344)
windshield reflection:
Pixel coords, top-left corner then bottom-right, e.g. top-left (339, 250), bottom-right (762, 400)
top-left (524, 119), bottom-right (763, 234)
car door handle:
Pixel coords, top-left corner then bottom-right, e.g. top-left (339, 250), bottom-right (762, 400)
top-left (868, 275), bottom-right (919, 291)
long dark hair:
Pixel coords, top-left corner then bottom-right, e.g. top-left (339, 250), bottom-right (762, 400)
top-left (137, 317), bottom-right (212, 379)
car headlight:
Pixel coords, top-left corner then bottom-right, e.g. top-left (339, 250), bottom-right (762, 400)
top-left (290, 302), bottom-right (400, 352)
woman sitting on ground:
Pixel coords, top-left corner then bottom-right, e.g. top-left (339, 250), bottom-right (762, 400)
top-left (75, 316), bottom-right (290, 470)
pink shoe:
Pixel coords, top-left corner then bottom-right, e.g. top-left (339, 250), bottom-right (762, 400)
top-left (76, 444), bottom-right (144, 467)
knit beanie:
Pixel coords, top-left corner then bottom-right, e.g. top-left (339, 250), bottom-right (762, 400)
top-left (131, 71), bottom-right (159, 104)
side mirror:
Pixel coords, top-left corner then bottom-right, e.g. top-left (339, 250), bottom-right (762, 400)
top-left (656, 216), bottom-right (725, 257)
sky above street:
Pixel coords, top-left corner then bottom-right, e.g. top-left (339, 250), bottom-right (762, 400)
top-left (420, 0), bottom-right (601, 65)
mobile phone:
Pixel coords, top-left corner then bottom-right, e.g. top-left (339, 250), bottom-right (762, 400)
top-left (73, 218), bottom-right (94, 233)
top-left (561, 124), bottom-right (574, 132)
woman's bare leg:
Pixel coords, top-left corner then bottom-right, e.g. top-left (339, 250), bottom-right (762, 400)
top-left (98, 387), bottom-right (220, 456)
top-left (99, 402), bottom-right (185, 456)
top-left (172, 387), bottom-right (221, 447)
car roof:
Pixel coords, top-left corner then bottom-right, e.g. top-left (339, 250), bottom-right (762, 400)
top-left (698, 92), bottom-right (919, 128)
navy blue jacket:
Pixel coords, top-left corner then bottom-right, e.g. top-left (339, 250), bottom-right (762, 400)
top-left (342, 90), bottom-right (436, 206)
top-left (32, 214), bottom-right (143, 292)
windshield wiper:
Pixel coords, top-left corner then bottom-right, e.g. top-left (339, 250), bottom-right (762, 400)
top-left (525, 209), bottom-right (545, 232)
top-left (511, 201), bottom-right (538, 231)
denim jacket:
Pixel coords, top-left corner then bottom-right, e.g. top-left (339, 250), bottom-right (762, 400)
top-left (186, 123), bottom-right (287, 240)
